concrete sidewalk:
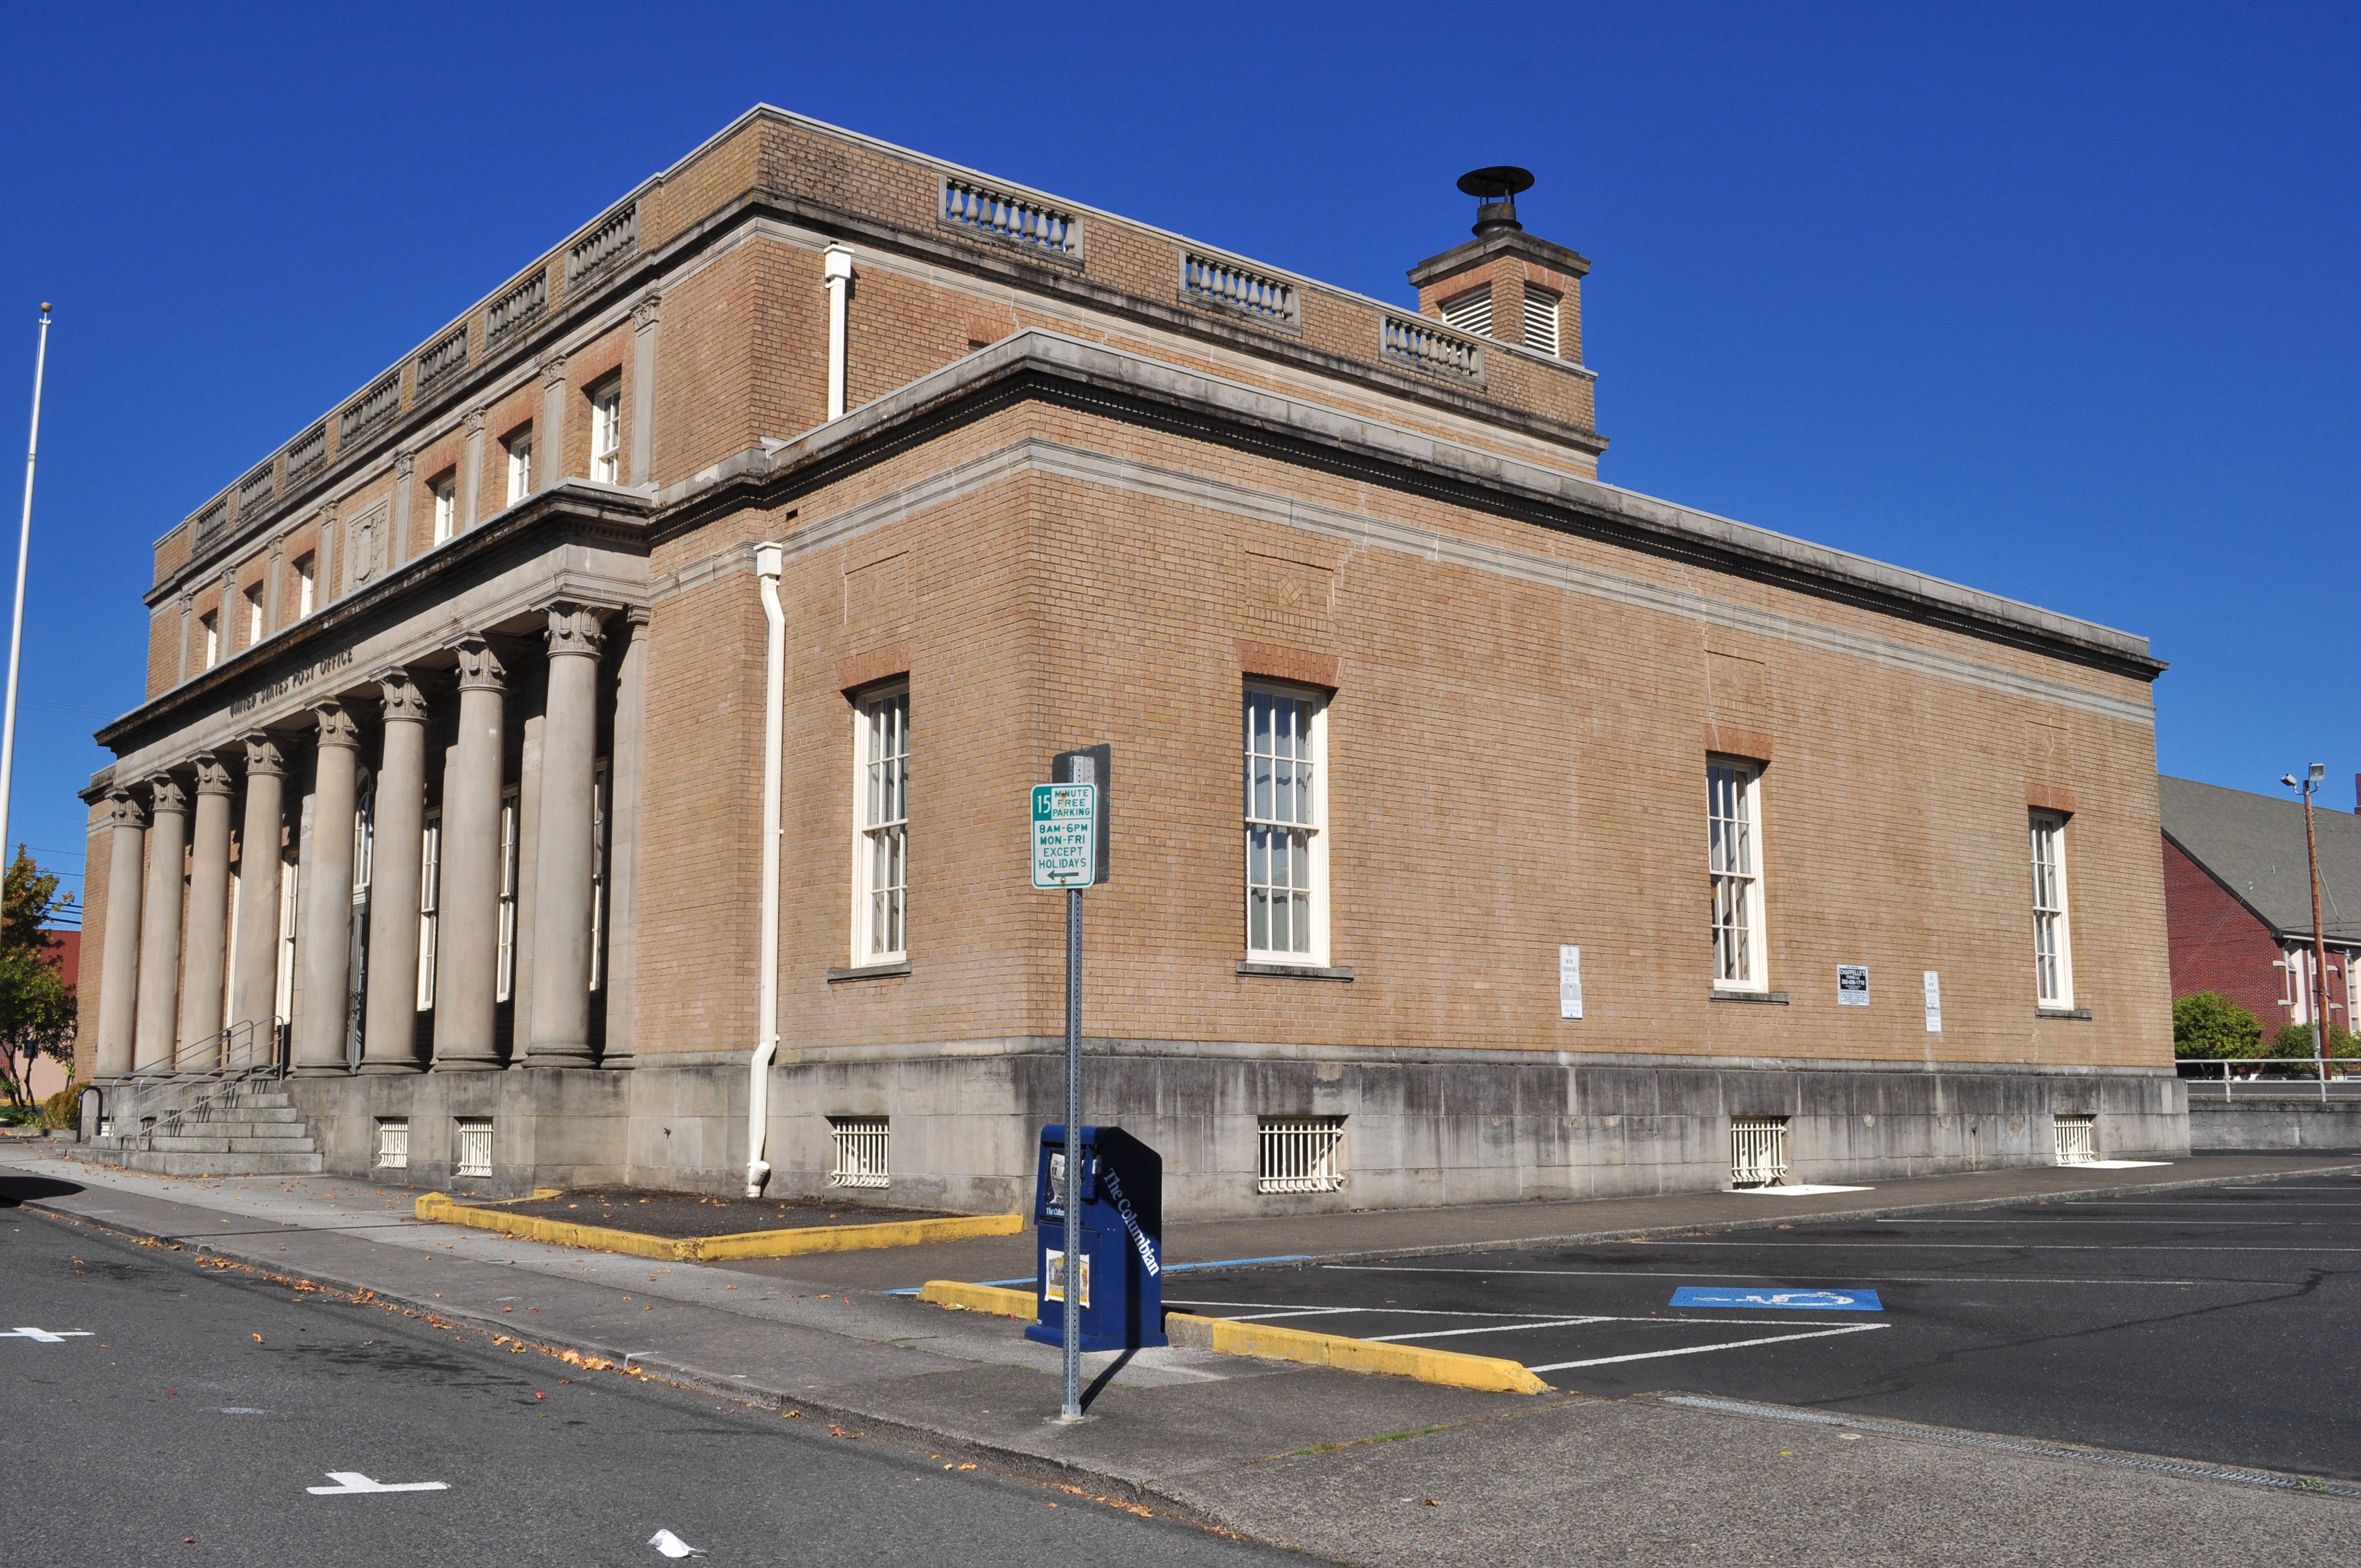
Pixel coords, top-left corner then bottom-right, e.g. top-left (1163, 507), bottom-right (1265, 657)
top-left (10, 1150), bottom-right (2361, 1564)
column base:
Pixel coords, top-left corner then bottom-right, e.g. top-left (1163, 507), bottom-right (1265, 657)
top-left (600, 1052), bottom-right (634, 1071)
top-left (288, 1064), bottom-right (352, 1079)
top-left (429, 1057), bottom-right (505, 1072)
top-left (355, 1060), bottom-right (426, 1075)
top-left (523, 1047), bottom-right (597, 1069)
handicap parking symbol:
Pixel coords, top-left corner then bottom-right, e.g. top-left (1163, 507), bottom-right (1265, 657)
top-left (1671, 1286), bottom-right (1883, 1311)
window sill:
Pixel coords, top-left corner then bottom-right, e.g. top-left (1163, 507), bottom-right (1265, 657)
top-left (2036, 1006), bottom-right (2093, 1021)
top-left (1711, 988), bottom-right (1789, 1005)
top-left (827, 961), bottom-right (910, 983)
top-left (1238, 961), bottom-right (1354, 982)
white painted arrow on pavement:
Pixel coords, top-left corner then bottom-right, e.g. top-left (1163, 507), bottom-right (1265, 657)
top-left (4, 1326), bottom-right (93, 1342)
top-left (306, 1472), bottom-right (450, 1495)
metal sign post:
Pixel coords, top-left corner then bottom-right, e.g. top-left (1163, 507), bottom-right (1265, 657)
top-left (1031, 777), bottom-right (1096, 1420)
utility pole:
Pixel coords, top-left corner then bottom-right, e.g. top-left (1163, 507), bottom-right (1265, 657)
top-left (2287, 764), bottom-right (2332, 1102)
top-left (0, 304), bottom-right (52, 897)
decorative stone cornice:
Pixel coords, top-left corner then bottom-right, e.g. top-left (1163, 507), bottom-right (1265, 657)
top-left (146, 774), bottom-right (190, 815)
top-left (241, 733), bottom-right (289, 777)
top-left (311, 702), bottom-right (362, 750)
top-left (541, 601), bottom-right (608, 660)
top-left (191, 754), bottom-right (235, 796)
top-left (377, 668), bottom-right (431, 723)
top-left (450, 634), bottom-right (508, 693)
top-left (107, 788), bottom-right (148, 830)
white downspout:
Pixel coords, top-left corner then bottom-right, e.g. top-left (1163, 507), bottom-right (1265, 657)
top-left (822, 244), bottom-right (854, 420)
top-left (745, 541), bottom-right (786, 1195)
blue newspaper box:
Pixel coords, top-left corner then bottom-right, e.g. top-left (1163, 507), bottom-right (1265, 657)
top-left (1025, 1124), bottom-right (1166, 1352)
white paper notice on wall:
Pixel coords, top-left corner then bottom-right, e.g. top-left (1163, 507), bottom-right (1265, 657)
top-left (1923, 970), bottom-right (1943, 1033)
top-left (1559, 945), bottom-right (1583, 1020)
top-left (1838, 965), bottom-right (1870, 1006)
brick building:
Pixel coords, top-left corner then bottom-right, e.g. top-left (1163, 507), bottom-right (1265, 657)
top-left (2161, 775), bottom-right (2359, 1037)
top-left (74, 107), bottom-right (2184, 1212)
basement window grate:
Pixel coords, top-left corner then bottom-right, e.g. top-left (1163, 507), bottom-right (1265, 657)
top-left (1259, 1115), bottom-right (1347, 1194)
top-left (1730, 1115), bottom-right (1790, 1188)
top-left (454, 1117), bottom-right (493, 1178)
top-left (2053, 1113), bottom-right (2096, 1166)
top-left (829, 1115), bottom-right (890, 1189)
top-left (374, 1118), bottom-right (409, 1170)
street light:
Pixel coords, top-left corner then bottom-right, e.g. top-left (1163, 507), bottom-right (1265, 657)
top-left (2282, 763), bottom-right (2333, 1098)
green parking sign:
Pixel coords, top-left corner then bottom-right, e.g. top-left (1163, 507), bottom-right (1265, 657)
top-left (1031, 783), bottom-right (1097, 889)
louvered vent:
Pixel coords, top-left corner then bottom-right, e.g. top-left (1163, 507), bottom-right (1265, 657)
top-left (1522, 287), bottom-right (1560, 355)
top-left (1440, 286), bottom-right (1493, 339)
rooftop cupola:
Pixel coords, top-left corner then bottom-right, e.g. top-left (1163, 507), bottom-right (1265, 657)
top-left (1409, 166), bottom-right (1590, 365)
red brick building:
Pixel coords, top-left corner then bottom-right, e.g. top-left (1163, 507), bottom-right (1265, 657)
top-left (72, 108), bottom-right (2182, 1209)
top-left (2161, 775), bottom-right (2359, 1038)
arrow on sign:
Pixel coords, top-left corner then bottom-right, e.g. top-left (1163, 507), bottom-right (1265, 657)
top-left (306, 1472), bottom-right (450, 1495)
top-left (4, 1326), bottom-right (93, 1342)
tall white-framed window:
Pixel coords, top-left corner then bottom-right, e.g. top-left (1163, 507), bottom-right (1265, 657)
top-left (244, 586), bottom-right (264, 649)
top-left (496, 786), bottom-right (520, 1003)
top-left (590, 382), bottom-right (622, 484)
top-left (1709, 757), bottom-right (1768, 991)
top-left (851, 687), bottom-right (909, 964)
top-left (295, 553), bottom-right (317, 618)
top-left (589, 760), bottom-right (610, 991)
top-left (274, 853), bottom-right (300, 1026)
top-left (432, 476), bottom-right (456, 544)
top-left (504, 430), bottom-right (533, 507)
top-left (416, 811), bottom-right (442, 1011)
top-left (1522, 286), bottom-right (1561, 355)
top-left (1440, 285), bottom-right (1493, 338)
top-left (1244, 684), bottom-right (1328, 965)
top-left (200, 612), bottom-right (219, 668)
top-left (2031, 811), bottom-right (2074, 1008)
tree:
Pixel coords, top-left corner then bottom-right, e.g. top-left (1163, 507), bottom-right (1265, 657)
top-left (2267, 1021), bottom-right (2359, 1078)
top-left (0, 847), bottom-right (76, 1106)
top-left (2173, 991), bottom-right (2264, 1060)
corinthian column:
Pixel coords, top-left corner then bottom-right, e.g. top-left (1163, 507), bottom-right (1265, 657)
top-left (292, 705), bottom-right (361, 1076)
top-left (177, 755), bottom-right (235, 1069)
top-left (95, 790), bottom-right (148, 1079)
top-left (527, 603), bottom-right (606, 1066)
top-left (133, 775), bottom-right (189, 1071)
top-left (434, 636), bottom-right (507, 1070)
top-left (229, 734), bottom-right (288, 1058)
top-left (361, 671), bottom-right (429, 1072)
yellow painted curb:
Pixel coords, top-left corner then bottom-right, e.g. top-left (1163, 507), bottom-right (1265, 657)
top-left (690, 1213), bottom-right (1022, 1260)
top-left (918, 1280), bottom-right (1040, 1318)
top-left (1166, 1311), bottom-right (1551, 1395)
top-left (413, 1194), bottom-right (1022, 1262)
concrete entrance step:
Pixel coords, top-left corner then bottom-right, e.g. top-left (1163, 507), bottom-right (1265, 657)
top-left (146, 1135), bottom-right (319, 1156)
top-left (124, 1150), bottom-right (324, 1177)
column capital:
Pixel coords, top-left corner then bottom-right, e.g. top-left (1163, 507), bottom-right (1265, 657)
top-left (176, 587), bottom-right (194, 609)
top-left (632, 291), bottom-right (663, 331)
top-left (541, 601), bottom-right (609, 660)
top-left (377, 667), bottom-right (431, 723)
top-left (311, 701), bottom-right (362, 750)
top-left (266, 532), bottom-right (287, 561)
top-left (191, 754), bottom-right (235, 797)
top-left (146, 774), bottom-right (190, 816)
top-left (393, 448), bottom-right (417, 480)
top-left (241, 731), bottom-right (289, 777)
top-left (624, 603), bottom-right (652, 630)
top-left (539, 351), bottom-right (569, 390)
top-left (464, 407), bottom-right (487, 437)
top-left (450, 634), bottom-right (508, 692)
top-left (106, 788), bottom-right (148, 830)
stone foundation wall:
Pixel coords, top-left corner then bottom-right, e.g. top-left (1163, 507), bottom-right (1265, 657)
top-left (2186, 1094), bottom-right (2361, 1153)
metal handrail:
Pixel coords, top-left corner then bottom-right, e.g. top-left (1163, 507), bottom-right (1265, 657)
top-left (100, 1018), bottom-right (286, 1139)
top-left (2176, 1055), bottom-right (2361, 1103)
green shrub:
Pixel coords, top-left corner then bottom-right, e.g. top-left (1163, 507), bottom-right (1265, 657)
top-left (2266, 1022), bottom-right (2360, 1077)
top-left (37, 1083), bottom-right (79, 1129)
top-left (2174, 992), bottom-right (2264, 1060)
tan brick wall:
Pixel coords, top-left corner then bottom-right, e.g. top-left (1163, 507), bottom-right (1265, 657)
top-left (628, 395), bottom-right (2168, 1074)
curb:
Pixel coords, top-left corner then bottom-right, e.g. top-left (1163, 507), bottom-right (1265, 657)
top-left (916, 1279), bottom-right (1551, 1396)
top-left (413, 1192), bottom-right (1023, 1260)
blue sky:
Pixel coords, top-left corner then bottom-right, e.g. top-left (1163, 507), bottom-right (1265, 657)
top-left (1, 2), bottom-right (2353, 908)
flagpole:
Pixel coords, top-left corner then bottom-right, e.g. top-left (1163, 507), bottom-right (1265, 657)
top-left (0, 304), bottom-right (53, 890)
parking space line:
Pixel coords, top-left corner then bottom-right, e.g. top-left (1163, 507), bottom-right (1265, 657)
top-left (1322, 1265), bottom-right (2201, 1286)
top-left (1876, 1218), bottom-right (2306, 1227)
top-left (1529, 1322), bottom-right (1890, 1371)
top-left (1367, 1316), bottom-right (1615, 1343)
top-left (1634, 1241), bottom-right (2361, 1253)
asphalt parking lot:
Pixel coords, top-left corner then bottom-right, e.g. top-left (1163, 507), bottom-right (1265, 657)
top-left (1172, 1172), bottom-right (2361, 1483)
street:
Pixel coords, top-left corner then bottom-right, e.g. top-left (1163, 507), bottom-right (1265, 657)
top-left (1, 1208), bottom-right (1287, 1567)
